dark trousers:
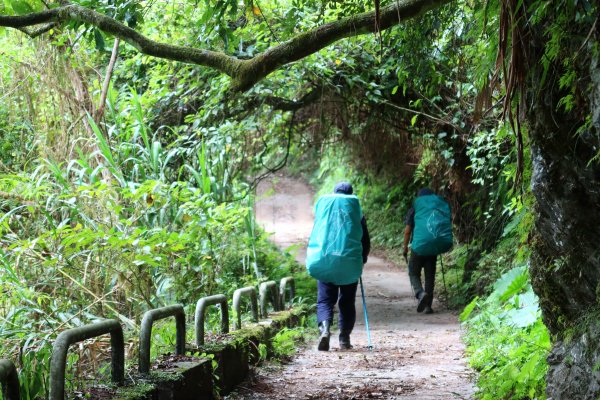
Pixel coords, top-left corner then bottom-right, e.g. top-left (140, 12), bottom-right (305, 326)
top-left (316, 281), bottom-right (358, 333)
top-left (408, 252), bottom-right (437, 307)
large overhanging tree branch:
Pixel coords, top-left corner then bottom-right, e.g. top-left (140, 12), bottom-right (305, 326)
top-left (0, 0), bottom-right (450, 91)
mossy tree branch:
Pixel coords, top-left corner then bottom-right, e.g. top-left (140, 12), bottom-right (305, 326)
top-left (0, 0), bottom-right (450, 91)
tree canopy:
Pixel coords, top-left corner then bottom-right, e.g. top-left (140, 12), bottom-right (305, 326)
top-left (0, 0), bottom-right (449, 91)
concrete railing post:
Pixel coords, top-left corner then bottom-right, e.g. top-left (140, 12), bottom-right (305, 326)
top-left (50, 320), bottom-right (124, 400)
top-left (0, 359), bottom-right (20, 400)
top-left (232, 287), bottom-right (259, 330)
top-left (194, 294), bottom-right (229, 347)
top-left (139, 305), bottom-right (186, 374)
top-left (279, 277), bottom-right (296, 309)
top-left (259, 281), bottom-right (280, 318)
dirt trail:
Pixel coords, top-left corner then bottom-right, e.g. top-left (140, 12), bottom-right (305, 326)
top-left (237, 175), bottom-right (474, 399)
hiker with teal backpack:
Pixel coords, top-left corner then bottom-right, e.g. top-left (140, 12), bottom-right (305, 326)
top-left (306, 182), bottom-right (370, 351)
top-left (403, 188), bottom-right (453, 314)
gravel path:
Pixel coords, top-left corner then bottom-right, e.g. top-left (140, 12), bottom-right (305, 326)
top-left (231, 175), bottom-right (475, 400)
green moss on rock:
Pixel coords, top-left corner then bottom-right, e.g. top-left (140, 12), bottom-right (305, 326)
top-left (113, 383), bottom-right (156, 400)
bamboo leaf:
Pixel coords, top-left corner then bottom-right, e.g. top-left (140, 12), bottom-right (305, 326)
top-left (199, 142), bottom-right (211, 194)
top-left (44, 159), bottom-right (70, 189)
top-left (184, 164), bottom-right (203, 188)
top-left (87, 113), bottom-right (125, 184)
top-left (130, 87), bottom-right (149, 150)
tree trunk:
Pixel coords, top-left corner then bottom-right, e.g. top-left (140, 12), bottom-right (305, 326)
top-left (524, 6), bottom-right (600, 398)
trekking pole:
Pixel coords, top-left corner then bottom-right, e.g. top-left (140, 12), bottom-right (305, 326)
top-left (359, 277), bottom-right (373, 351)
top-left (439, 255), bottom-right (448, 304)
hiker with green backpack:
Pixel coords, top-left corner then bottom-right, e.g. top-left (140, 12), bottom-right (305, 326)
top-left (306, 182), bottom-right (371, 351)
top-left (403, 188), bottom-right (453, 314)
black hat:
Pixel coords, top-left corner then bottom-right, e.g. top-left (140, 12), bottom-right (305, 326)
top-left (334, 182), bottom-right (353, 195)
top-left (418, 188), bottom-right (434, 196)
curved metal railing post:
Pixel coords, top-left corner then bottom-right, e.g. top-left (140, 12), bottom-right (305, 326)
top-left (0, 359), bottom-right (20, 400)
top-left (194, 294), bottom-right (229, 347)
top-left (279, 277), bottom-right (296, 309)
top-left (259, 281), bottom-right (280, 318)
top-left (232, 287), bottom-right (259, 330)
top-left (139, 305), bottom-right (186, 374)
top-left (49, 320), bottom-right (125, 400)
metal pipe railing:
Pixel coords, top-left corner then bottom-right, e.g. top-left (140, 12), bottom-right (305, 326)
top-left (194, 294), bottom-right (229, 346)
top-left (139, 305), bottom-right (186, 374)
top-left (50, 320), bottom-right (124, 400)
top-left (232, 287), bottom-right (259, 330)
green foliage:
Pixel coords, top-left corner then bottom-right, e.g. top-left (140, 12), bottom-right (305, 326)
top-left (271, 327), bottom-right (306, 358)
top-left (0, 80), bottom-right (303, 398)
top-left (2, 0), bottom-right (44, 15)
top-left (442, 198), bottom-right (534, 304)
top-left (1, 0), bottom-right (584, 397)
top-left (257, 343), bottom-right (268, 363)
top-left (0, 109), bottom-right (35, 169)
top-left (459, 296), bottom-right (479, 321)
top-left (463, 267), bottom-right (551, 399)
top-left (531, 0), bottom-right (598, 111)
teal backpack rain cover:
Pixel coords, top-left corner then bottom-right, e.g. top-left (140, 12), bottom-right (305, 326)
top-left (306, 194), bottom-right (364, 285)
top-left (411, 194), bottom-right (453, 256)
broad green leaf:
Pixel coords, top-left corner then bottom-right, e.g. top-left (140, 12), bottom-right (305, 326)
top-left (459, 296), bottom-right (479, 321)
top-left (503, 305), bottom-right (539, 327)
top-left (490, 265), bottom-right (527, 300)
top-left (0, 0), bottom-right (15, 15)
top-left (93, 28), bottom-right (105, 51)
top-left (30, 0), bottom-right (43, 11)
top-left (499, 271), bottom-right (528, 302)
top-left (10, 0), bottom-right (33, 15)
top-left (517, 352), bottom-right (541, 382)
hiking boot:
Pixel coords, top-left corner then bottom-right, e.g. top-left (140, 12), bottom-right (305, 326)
top-left (339, 331), bottom-right (353, 350)
top-left (424, 306), bottom-right (434, 314)
top-left (417, 291), bottom-right (432, 313)
top-left (317, 321), bottom-right (330, 351)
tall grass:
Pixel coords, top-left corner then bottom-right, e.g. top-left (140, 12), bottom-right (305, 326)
top-left (0, 89), bottom-right (298, 399)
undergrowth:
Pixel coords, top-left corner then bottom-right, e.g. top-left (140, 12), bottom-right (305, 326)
top-left (271, 327), bottom-right (307, 359)
top-left (461, 266), bottom-right (550, 399)
top-left (454, 207), bottom-right (550, 399)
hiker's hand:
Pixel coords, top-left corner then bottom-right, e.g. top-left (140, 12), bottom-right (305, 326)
top-left (363, 256), bottom-right (368, 264)
top-left (403, 251), bottom-right (408, 264)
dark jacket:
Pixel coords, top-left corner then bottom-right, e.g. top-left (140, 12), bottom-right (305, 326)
top-left (361, 216), bottom-right (371, 263)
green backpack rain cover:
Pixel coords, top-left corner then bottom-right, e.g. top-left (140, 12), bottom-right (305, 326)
top-left (306, 194), bottom-right (364, 285)
top-left (411, 194), bottom-right (453, 256)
